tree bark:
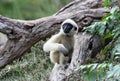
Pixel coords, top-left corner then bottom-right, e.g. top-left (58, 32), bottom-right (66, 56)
top-left (0, 0), bottom-right (109, 69)
top-left (0, 0), bottom-right (110, 80)
top-left (118, 0), bottom-right (120, 7)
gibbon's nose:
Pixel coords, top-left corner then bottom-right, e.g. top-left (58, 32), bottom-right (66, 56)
top-left (62, 23), bottom-right (73, 33)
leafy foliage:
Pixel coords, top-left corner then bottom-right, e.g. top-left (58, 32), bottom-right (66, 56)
top-left (79, 0), bottom-right (120, 81)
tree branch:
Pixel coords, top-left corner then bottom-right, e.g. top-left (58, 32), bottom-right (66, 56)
top-left (0, 1), bottom-right (109, 79)
top-left (0, 22), bottom-right (12, 34)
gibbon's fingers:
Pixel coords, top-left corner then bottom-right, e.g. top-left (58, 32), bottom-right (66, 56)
top-left (43, 43), bottom-right (68, 54)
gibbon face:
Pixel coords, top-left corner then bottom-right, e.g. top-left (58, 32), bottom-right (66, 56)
top-left (62, 23), bottom-right (77, 33)
top-left (60, 19), bottom-right (78, 36)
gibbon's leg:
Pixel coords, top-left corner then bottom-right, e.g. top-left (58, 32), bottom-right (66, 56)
top-left (50, 51), bottom-right (60, 64)
top-left (59, 53), bottom-right (69, 65)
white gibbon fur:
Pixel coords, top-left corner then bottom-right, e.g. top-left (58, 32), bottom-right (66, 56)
top-left (43, 19), bottom-right (78, 65)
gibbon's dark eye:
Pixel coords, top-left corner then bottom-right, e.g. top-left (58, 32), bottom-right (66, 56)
top-left (62, 23), bottom-right (73, 33)
top-left (74, 27), bottom-right (77, 31)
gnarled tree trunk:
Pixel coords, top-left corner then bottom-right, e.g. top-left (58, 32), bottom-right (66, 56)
top-left (0, 0), bottom-right (114, 80)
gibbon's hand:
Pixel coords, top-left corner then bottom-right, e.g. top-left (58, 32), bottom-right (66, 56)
top-left (58, 44), bottom-right (69, 56)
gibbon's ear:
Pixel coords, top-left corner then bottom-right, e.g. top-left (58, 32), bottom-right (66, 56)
top-left (61, 19), bottom-right (79, 33)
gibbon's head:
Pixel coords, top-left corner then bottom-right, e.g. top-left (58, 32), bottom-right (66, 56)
top-left (60, 19), bottom-right (78, 36)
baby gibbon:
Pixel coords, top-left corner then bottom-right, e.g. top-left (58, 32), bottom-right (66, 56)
top-left (43, 19), bottom-right (78, 66)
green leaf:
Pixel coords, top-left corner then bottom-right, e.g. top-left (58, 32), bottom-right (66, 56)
top-left (89, 72), bottom-right (96, 81)
top-left (90, 64), bottom-right (98, 71)
top-left (110, 6), bottom-right (119, 14)
top-left (104, 31), bottom-right (112, 39)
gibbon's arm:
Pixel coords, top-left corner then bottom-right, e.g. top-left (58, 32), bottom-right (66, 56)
top-left (43, 34), bottom-right (68, 54)
top-left (43, 43), bottom-right (68, 54)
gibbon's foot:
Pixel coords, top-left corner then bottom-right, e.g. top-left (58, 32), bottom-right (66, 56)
top-left (64, 63), bottom-right (70, 69)
top-left (68, 58), bottom-right (71, 63)
top-left (64, 58), bottom-right (71, 69)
